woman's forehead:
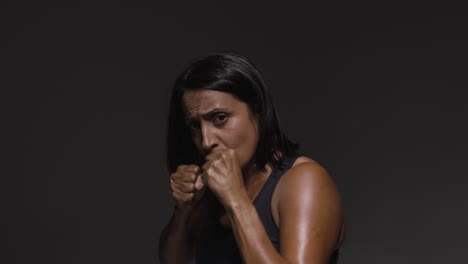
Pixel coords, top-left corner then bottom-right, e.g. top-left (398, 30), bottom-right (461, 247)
top-left (183, 89), bottom-right (240, 116)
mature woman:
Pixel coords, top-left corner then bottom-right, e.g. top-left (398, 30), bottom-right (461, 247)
top-left (159, 52), bottom-right (345, 264)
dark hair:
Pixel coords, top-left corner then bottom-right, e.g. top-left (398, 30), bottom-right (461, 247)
top-left (166, 52), bottom-right (298, 173)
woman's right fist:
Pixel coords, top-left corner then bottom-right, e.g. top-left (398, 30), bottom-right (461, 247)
top-left (170, 164), bottom-right (205, 210)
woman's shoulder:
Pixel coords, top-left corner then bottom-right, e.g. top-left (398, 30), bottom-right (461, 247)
top-left (273, 155), bottom-right (345, 252)
top-left (287, 155), bottom-right (330, 178)
top-left (276, 155), bottom-right (339, 197)
top-left (291, 155), bottom-right (319, 167)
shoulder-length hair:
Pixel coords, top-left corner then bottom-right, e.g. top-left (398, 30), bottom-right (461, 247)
top-left (166, 52), bottom-right (298, 173)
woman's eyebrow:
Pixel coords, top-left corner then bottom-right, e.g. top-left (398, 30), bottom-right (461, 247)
top-left (186, 108), bottom-right (229, 119)
top-left (199, 108), bottom-right (229, 117)
top-left (184, 108), bottom-right (229, 123)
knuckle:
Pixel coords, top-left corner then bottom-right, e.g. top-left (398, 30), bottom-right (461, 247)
top-left (176, 181), bottom-right (194, 193)
top-left (182, 172), bottom-right (196, 182)
top-left (188, 183), bottom-right (196, 191)
top-left (170, 183), bottom-right (180, 193)
top-left (182, 182), bottom-right (194, 192)
top-left (212, 159), bottom-right (221, 167)
top-left (189, 173), bottom-right (197, 181)
top-left (187, 165), bottom-right (199, 171)
top-left (226, 149), bottom-right (234, 157)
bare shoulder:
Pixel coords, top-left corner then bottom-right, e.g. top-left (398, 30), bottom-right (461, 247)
top-left (278, 156), bottom-right (338, 192)
top-left (271, 155), bottom-right (343, 225)
top-left (272, 155), bottom-right (345, 251)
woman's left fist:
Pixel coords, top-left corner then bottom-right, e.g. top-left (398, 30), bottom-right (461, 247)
top-left (201, 149), bottom-right (247, 207)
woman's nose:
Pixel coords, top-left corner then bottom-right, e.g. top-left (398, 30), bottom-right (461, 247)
top-left (201, 124), bottom-right (219, 153)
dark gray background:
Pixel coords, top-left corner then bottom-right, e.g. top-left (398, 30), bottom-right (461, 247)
top-left (5, 1), bottom-right (467, 264)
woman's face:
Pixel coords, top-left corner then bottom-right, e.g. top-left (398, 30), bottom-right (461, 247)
top-left (183, 89), bottom-right (259, 169)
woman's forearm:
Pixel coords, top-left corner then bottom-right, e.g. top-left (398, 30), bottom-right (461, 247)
top-left (158, 208), bottom-right (194, 264)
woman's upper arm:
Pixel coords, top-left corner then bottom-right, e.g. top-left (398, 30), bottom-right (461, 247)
top-left (275, 162), bottom-right (344, 264)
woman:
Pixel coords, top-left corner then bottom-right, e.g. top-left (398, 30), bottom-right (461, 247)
top-left (159, 52), bottom-right (345, 264)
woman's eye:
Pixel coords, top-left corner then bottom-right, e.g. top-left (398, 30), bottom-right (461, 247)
top-left (213, 113), bottom-right (228, 125)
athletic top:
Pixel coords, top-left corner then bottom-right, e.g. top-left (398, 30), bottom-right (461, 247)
top-left (195, 155), bottom-right (339, 263)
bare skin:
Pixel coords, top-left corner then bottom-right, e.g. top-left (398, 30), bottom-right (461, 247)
top-left (159, 89), bottom-right (345, 264)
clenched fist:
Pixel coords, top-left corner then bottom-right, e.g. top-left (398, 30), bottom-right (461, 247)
top-left (170, 164), bottom-right (206, 211)
top-left (201, 149), bottom-right (248, 208)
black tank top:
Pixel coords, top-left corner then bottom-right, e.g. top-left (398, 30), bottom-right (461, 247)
top-left (195, 155), bottom-right (339, 263)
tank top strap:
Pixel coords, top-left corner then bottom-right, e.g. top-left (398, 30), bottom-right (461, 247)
top-left (252, 154), bottom-right (300, 250)
top-left (268, 155), bottom-right (299, 187)
top-left (274, 155), bottom-right (299, 178)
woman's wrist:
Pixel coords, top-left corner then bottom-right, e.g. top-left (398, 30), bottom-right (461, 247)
top-left (223, 193), bottom-right (251, 213)
top-left (172, 205), bottom-right (195, 223)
